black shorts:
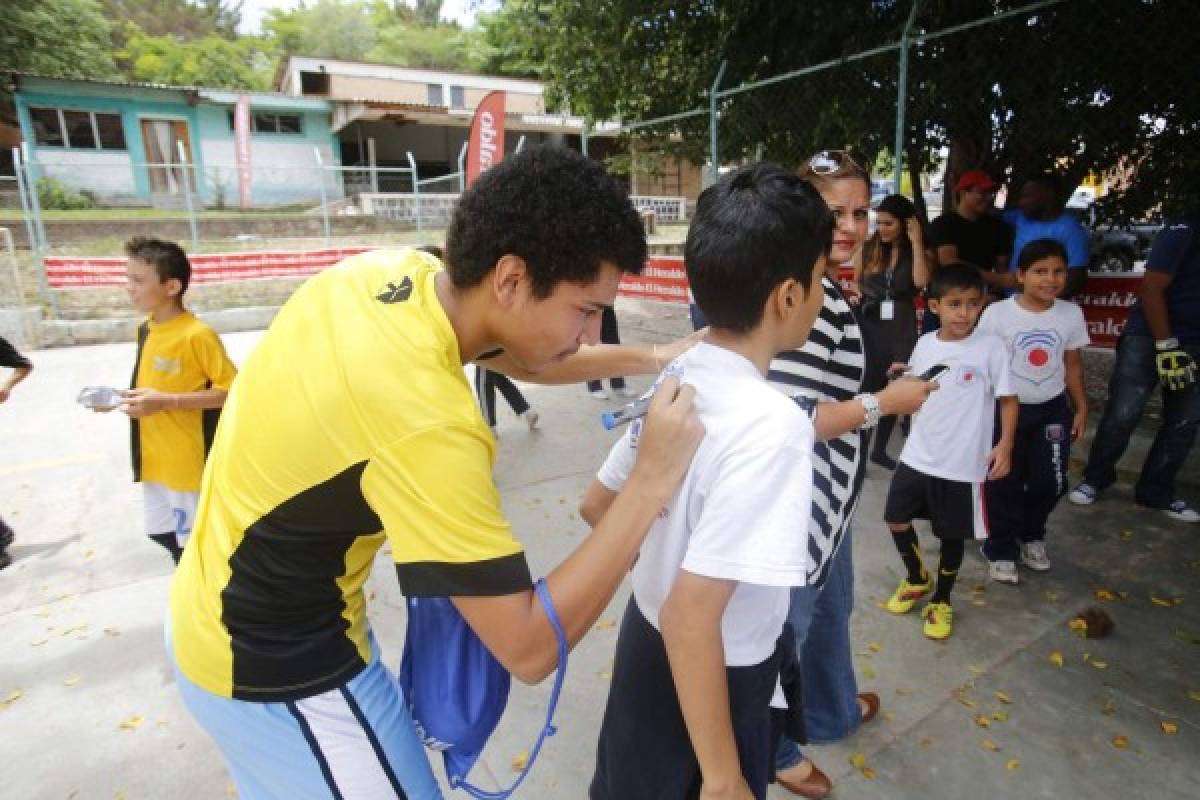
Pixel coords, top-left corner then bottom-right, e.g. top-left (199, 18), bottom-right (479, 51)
top-left (590, 599), bottom-right (781, 800)
top-left (884, 462), bottom-right (989, 541)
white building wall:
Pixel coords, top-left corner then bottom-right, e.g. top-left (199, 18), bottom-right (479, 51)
top-left (36, 150), bottom-right (136, 200)
top-left (199, 139), bottom-right (340, 205)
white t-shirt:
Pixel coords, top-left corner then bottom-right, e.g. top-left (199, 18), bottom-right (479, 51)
top-left (597, 342), bottom-right (814, 667)
top-left (900, 329), bottom-right (1014, 483)
top-left (976, 297), bottom-right (1090, 404)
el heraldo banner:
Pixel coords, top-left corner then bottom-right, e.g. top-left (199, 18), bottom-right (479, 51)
top-left (466, 91), bottom-right (506, 187)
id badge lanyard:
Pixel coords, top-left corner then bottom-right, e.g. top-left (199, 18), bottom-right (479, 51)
top-left (880, 265), bottom-right (896, 321)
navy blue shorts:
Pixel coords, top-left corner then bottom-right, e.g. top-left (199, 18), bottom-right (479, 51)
top-left (590, 599), bottom-right (781, 800)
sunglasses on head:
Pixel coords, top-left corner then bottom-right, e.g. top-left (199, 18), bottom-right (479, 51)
top-left (807, 149), bottom-right (866, 175)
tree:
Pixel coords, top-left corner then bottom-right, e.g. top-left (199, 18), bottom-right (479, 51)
top-left (263, 0), bottom-right (377, 62)
top-left (119, 25), bottom-right (273, 89)
top-left (0, 0), bottom-right (121, 82)
top-left (468, 0), bottom-right (551, 79)
top-left (101, 0), bottom-right (243, 48)
top-left (532, 0), bottom-right (1200, 219)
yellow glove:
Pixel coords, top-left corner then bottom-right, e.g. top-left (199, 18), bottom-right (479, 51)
top-left (1155, 339), bottom-right (1197, 391)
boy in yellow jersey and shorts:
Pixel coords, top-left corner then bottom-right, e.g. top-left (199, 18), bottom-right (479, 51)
top-left (97, 237), bottom-right (236, 564)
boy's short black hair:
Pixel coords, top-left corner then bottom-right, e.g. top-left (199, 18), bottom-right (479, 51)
top-left (1016, 238), bottom-right (1068, 269)
top-left (124, 236), bottom-right (192, 293)
top-left (927, 262), bottom-right (986, 300)
top-left (446, 145), bottom-right (646, 299)
top-left (685, 162), bottom-right (832, 333)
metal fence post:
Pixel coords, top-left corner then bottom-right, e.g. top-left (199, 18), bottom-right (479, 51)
top-left (175, 141), bottom-right (200, 249)
top-left (313, 147), bottom-right (333, 245)
top-left (13, 146), bottom-right (57, 317)
top-left (457, 141), bottom-right (468, 193)
top-left (709, 60), bottom-right (727, 183)
top-left (894, 0), bottom-right (922, 194)
top-left (406, 151), bottom-right (421, 233)
top-left (515, 135), bottom-right (527, 154)
top-left (581, 123), bottom-right (589, 158)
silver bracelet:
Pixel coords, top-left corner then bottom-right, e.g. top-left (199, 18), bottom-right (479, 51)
top-left (856, 393), bottom-right (882, 429)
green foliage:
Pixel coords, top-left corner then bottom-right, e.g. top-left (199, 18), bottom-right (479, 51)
top-left (263, 0), bottom-right (378, 61)
top-left (469, 0), bottom-right (552, 79)
top-left (0, 0), bottom-right (121, 81)
top-left (118, 24), bottom-right (273, 89)
top-left (100, 0), bottom-right (243, 47)
top-left (368, 24), bottom-right (474, 70)
top-left (37, 178), bottom-right (97, 210)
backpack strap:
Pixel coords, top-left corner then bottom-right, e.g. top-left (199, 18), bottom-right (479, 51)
top-left (454, 579), bottom-right (568, 800)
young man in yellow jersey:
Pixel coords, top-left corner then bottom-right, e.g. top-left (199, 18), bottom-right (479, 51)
top-left (168, 146), bottom-right (703, 799)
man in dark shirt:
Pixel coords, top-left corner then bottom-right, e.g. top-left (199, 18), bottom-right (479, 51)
top-left (1069, 212), bottom-right (1200, 521)
top-left (930, 170), bottom-right (1012, 280)
top-left (0, 335), bottom-right (33, 569)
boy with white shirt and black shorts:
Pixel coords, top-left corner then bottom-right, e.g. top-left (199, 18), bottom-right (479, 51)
top-left (883, 263), bottom-right (1018, 640)
top-left (977, 239), bottom-right (1090, 583)
top-left (580, 163), bottom-right (831, 800)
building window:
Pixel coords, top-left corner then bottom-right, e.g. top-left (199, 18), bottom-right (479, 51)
top-left (227, 111), bottom-right (304, 134)
top-left (29, 107), bottom-right (126, 150)
top-left (450, 85), bottom-right (465, 110)
top-left (427, 84), bottom-right (444, 106)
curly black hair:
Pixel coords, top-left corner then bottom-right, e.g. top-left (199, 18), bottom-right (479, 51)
top-left (445, 145), bottom-right (646, 298)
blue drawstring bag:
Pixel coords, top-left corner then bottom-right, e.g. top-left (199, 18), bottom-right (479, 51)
top-left (398, 579), bottom-right (568, 799)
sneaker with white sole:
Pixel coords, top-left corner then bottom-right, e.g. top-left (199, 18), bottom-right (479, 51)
top-left (523, 409), bottom-right (540, 431)
top-left (1068, 482), bottom-right (1099, 505)
top-left (1163, 500), bottom-right (1200, 523)
top-left (988, 559), bottom-right (1019, 585)
top-left (1020, 540), bottom-right (1051, 571)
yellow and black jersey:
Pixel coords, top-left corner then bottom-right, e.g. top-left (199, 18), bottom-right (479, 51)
top-left (131, 312), bottom-right (237, 492)
top-left (169, 250), bottom-right (530, 701)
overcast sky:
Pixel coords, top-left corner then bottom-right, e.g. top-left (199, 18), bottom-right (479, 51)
top-left (237, 0), bottom-right (499, 34)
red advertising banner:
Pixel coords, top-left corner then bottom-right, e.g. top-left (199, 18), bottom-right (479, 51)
top-left (1074, 274), bottom-right (1141, 348)
top-left (234, 95), bottom-right (252, 209)
top-left (618, 256), bottom-right (690, 304)
top-left (465, 91), bottom-right (506, 187)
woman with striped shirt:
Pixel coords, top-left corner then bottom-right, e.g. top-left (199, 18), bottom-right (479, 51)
top-left (770, 152), bottom-right (936, 798)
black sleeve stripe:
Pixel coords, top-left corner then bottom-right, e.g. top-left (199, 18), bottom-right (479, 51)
top-left (396, 552), bottom-right (533, 597)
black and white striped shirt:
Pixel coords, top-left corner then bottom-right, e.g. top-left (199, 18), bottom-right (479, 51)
top-left (768, 276), bottom-right (867, 587)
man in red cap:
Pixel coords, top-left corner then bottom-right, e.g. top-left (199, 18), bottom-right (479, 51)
top-left (930, 170), bottom-right (1013, 281)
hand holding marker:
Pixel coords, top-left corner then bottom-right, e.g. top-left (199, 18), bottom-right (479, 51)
top-left (601, 393), bottom-right (653, 430)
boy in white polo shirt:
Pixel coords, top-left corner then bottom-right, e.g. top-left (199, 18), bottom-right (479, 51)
top-left (883, 263), bottom-right (1018, 640)
top-left (977, 239), bottom-right (1090, 583)
top-left (580, 163), bottom-right (830, 800)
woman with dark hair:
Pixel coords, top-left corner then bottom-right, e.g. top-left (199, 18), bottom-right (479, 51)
top-left (769, 154), bottom-right (936, 798)
top-left (852, 194), bottom-right (931, 468)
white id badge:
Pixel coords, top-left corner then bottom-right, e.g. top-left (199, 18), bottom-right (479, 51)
top-left (880, 300), bottom-right (895, 320)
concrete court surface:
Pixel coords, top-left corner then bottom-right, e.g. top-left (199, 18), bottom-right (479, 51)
top-left (0, 298), bottom-right (1197, 800)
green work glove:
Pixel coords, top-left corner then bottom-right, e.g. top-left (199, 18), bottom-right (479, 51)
top-left (1155, 338), bottom-right (1197, 391)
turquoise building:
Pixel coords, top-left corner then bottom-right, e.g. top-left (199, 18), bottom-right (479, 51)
top-left (9, 74), bottom-right (340, 208)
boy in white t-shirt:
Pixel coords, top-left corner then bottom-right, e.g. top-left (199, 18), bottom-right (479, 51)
top-left (580, 163), bottom-right (830, 800)
top-left (976, 239), bottom-right (1090, 583)
top-left (883, 263), bottom-right (1018, 640)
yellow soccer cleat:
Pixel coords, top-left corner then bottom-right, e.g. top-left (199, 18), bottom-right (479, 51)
top-left (885, 576), bottom-right (933, 614)
top-left (923, 602), bottom-right (954, 640)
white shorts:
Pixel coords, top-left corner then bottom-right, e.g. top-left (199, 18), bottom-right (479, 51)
top-left (142, 482), bottom-right (199, 547)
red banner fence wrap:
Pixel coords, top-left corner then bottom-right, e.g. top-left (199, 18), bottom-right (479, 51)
top-left (43, 251), bottom-right (1137, 349)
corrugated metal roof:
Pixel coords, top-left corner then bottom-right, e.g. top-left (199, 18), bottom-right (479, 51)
top-left (8, 71), bottom-right (317, 104)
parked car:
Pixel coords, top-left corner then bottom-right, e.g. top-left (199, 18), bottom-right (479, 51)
top-left (1065, 203), bottom-right (1161, 272)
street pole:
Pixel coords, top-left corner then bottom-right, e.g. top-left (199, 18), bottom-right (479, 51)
top-left (894, 0), bottom-right (921, 194)
top-left (313, 147), bottom-right (332, 246)
top-left (709, 60), bottom-right (727, 183)
top-left (175, 140), bottom-right (199, 250)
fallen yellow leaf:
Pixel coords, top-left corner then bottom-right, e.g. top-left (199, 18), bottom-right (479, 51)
top-left (1049, 651), bottom-right (1064, 668)
top-left (119, 715), bottom-right (144, 730)
top-left (849, 752), bottom-right (867, 769)
top-left (1112, 735), bottom-right (1129, 749)
top-left (1068, 618), bottom-right (1089, 636)
top-left (1151, 596), bottom-right (1175, 608)
top-left (83, 549), bottom-right (95, 561)
top-left (861, 666), bottom-right (877, 680)
top-left (1189, 690), bottom-right (1200, 703)
top-left (1094, 589), bottom-right (1116, 602)
top-left (63, 676), bottom-right (81, 687)
top-left (982, 739), bottom-right (1001, 752)
top-left (861, 767), bottom-right (877, 780)
top-left (1006, 759), bottom-right (1021, 771)
top-left (1091, 660), bottom-right (1108, 670)
top-left (868, 642), bottom-right (882, 653)
top-left (598, 671), bottom-right (611, 680)
top-left (510, 751), bottom-right (528, 771)
top-left (968, 665), bottom-right (985, 675)
top-left (1160, 721), bottom-right (1178, 735)
top-left (974, 714), bottom-right (992, 728)
top-left (995, 691), bottom-right (1012, 704)
top-left (1, 689), bottom-right (23, 708)
top-left (993, 711), bottom-right (1009, 722)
